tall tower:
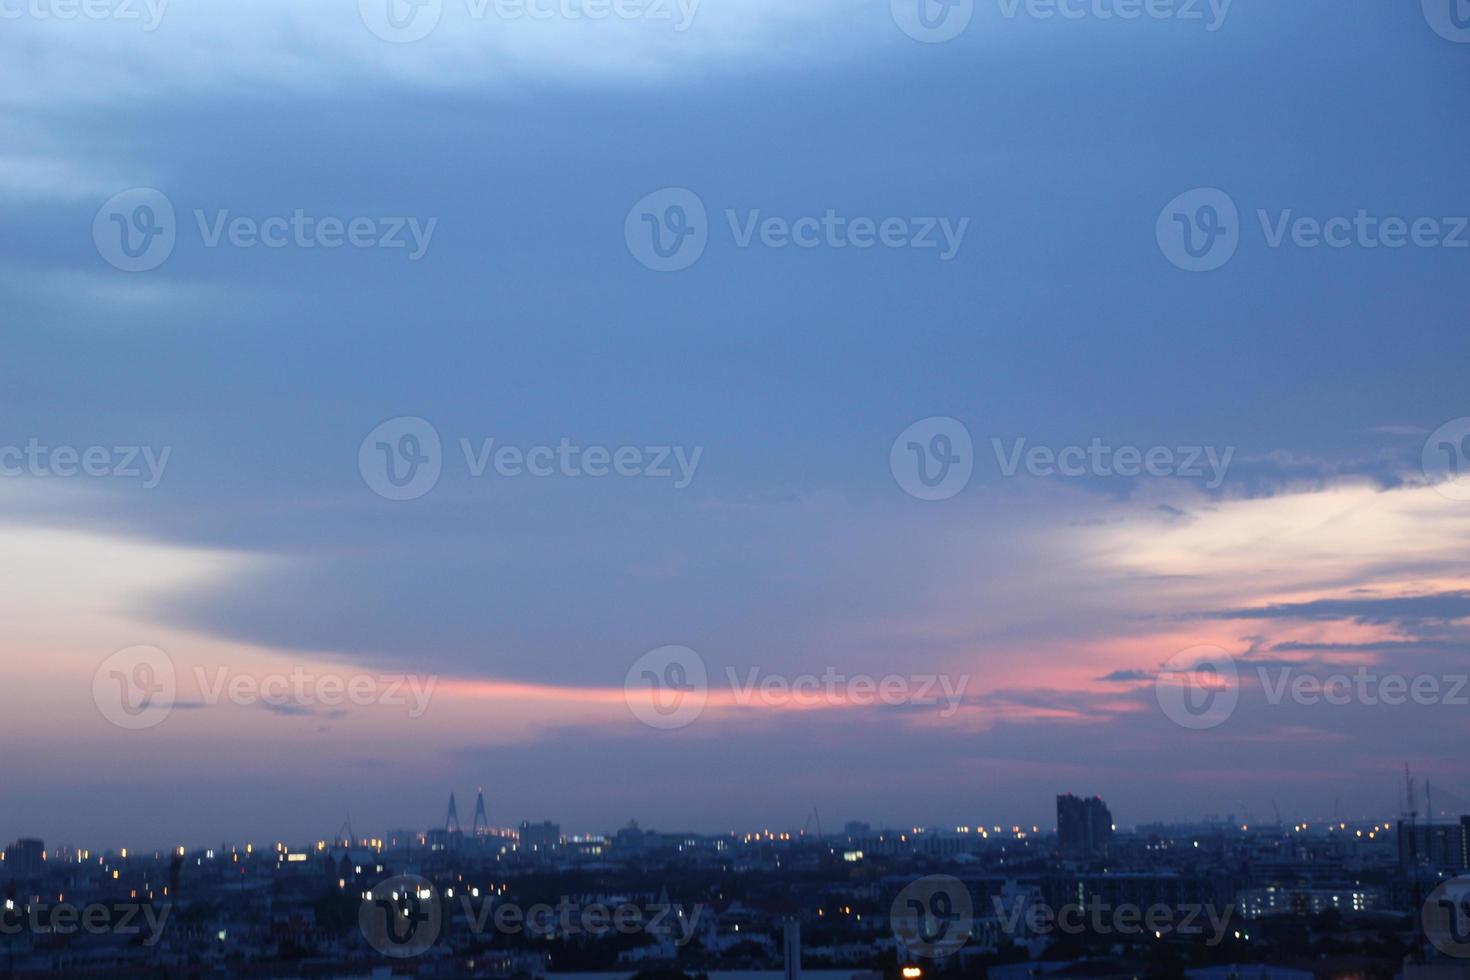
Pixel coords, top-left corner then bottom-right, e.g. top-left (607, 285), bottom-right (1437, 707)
top-left (446, 793), bottom-right (462, 837)
top-left (473, 788), bottom-right (489, 837)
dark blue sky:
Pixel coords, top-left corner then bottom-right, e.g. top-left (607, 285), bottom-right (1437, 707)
top-left (2, 0), bottom-right (1469, 849)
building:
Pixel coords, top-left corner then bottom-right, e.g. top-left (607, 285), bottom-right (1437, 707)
top-left (1398, 817), bottom-right (1470, 871)
top-left (1185, 966), bottom-right (1313, 980)
top-left (520, 820), bottom-right (562, 853)
top-left (1057, 795), bottom-right (1114, 858)
top-left (3, 838), bottom-right (45, 878)
top-left (1237, 885), bottom-right (1382, 919)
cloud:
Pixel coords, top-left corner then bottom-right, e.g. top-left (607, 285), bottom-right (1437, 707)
top-left (260, 701), bottom-right (350, 719)
top-left (0, 0), bottom-right (870, 110)
top-left (1211, 591), bottom-right (1470, 627)
top-left (1097, 669), bottom-right (1152, 682)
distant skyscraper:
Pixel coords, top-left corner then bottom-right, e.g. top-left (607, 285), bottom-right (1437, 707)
top-left (1397, 816), bottom-right (1469, 871)
top-left (614, 820), bottom-right (647, 853)
top-left (4, 838), bottom-right (45, 878)
top-left (1057, 794), bottom-right (1113, 857)
top-left (520, 820), bottom-right (562, 853)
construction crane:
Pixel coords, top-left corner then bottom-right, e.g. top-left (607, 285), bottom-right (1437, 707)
top-left (1405, 765), bottom-right (1419, 823)
top-left (1403, 764), bottom-right (1420, 868)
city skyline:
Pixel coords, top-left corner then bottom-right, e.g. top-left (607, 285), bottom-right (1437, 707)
top-left (8, 780), bottom-right (1468, 855)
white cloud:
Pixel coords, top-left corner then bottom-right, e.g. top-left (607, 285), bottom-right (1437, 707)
top-left (1, 0), bottom-right (872, 108)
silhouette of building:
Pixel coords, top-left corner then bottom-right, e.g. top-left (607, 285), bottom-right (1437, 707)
top-left (1057, 794), bottom-right (1113, 857)
top-left (520, 821), bottom-right (562, 853)
top-left (1397, 815), bottom-right (1470, 871)
top-left (3, 838), bottom-right (45, 878)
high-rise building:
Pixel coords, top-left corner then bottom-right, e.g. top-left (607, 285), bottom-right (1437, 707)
top-left (4, 838), bottom-right (45, 878)
top-left (1397, 816), bottom-right (1469, 871)
top-left (520, 821), bottom-right (562, 853)
top-left (1057, 794), bottom-right (1113, 858)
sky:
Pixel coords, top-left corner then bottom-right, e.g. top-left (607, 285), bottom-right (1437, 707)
top-left (2, 0), bottom-right (1470, 850)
